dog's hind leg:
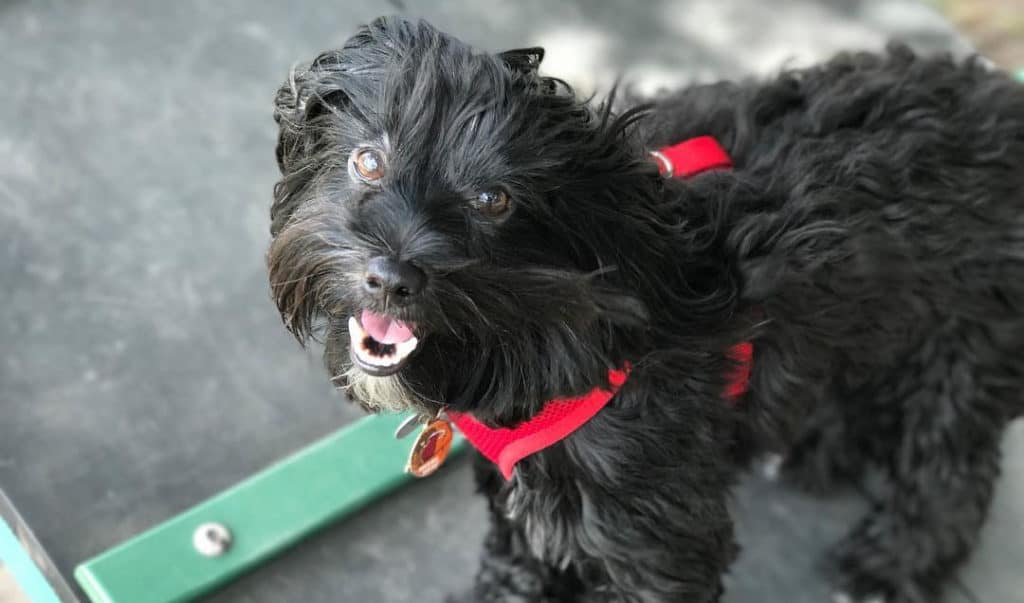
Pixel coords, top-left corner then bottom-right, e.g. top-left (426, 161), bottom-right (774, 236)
top-left (831, 324), bottom-right (1012, 603)
top-left (781, 372), bottom-right (911, 495)
top-left (780, 392), bottom-right (877, 494)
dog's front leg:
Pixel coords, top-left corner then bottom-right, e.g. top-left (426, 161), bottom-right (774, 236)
top-left (539, 399), bottom-right (741, 603)
top-left (467, 458), bottom-right (736, 602)
top-left (450, 453), bottom-right (583, 603)
top-left (569, 480), bottom-right (736, 603)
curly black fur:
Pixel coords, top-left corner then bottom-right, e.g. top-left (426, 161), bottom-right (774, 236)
top-left (268, 16), bottom-right (1024, 603)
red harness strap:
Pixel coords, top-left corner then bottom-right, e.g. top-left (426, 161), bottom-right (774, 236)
top-left (449, 136), bottom-right (750, 480)
top-left (649, 135), bottom-right (733, 178)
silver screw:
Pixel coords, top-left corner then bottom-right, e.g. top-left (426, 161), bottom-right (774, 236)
top-left (193, 522), bottom-right (232, 557)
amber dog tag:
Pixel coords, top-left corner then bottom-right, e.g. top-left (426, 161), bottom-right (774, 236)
top-left (405, 419), bottom-right (454, 478)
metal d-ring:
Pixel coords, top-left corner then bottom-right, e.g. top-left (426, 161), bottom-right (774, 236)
top-left (648, 150), bottom-right (674, 178)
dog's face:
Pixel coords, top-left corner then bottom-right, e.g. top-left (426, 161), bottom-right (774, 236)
top-left (268, 18), bottom-right (651, 423)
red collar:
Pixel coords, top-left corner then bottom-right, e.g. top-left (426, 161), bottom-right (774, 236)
top-left (448, 368), bottom-right (630, 479)
top-left (449, 136), bottom-right (749, 480)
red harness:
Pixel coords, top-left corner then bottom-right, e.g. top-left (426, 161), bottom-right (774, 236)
top-left (448, 136), bottom-right (751, 479)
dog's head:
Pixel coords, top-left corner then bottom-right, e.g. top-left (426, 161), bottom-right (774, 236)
top-left (268, 17), bottom-right (659, 423)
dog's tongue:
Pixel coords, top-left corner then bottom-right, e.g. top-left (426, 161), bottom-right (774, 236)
top-left (360, 309), bottom-right (416, 344)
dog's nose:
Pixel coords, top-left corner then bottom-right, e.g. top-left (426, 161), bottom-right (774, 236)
top-left (364, 256), bottom-right (426, 302)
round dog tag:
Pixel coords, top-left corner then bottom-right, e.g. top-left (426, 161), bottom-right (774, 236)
top-left (406, 419), bottom-right (454, 478)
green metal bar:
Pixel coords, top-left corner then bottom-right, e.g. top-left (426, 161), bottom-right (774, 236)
top-left (74, 413), bottom-right (464, 603)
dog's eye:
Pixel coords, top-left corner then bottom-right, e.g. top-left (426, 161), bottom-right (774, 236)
top-left (471, 189), bottom-right (511, 216)
top-left (351, 148), bottom-right (385, 182)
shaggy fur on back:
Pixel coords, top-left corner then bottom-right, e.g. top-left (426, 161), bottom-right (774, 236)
top-left (267, 17), bottom-right (1024, 603)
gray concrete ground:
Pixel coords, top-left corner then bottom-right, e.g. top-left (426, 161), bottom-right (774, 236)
top-left (0, 1), bottom-right (1020, 602)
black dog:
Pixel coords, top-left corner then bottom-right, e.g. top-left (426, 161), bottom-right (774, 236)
top-left (267, 16), bottom-right (1024, 603)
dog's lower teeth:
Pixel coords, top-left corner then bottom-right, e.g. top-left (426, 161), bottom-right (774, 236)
top-left (347, 316), bottom-right (419, 370)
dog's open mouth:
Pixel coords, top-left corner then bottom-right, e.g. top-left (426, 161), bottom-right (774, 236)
top-left (347, 309), bottom-right (420, 377)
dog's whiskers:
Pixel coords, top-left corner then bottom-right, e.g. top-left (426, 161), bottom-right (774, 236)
top-left (269, 274), bottom-right (317, 287)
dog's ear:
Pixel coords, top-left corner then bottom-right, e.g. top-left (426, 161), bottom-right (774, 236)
top-left (273, 52), bottom-right (351, 173)
top-left (273, 17), bottom-right (416, 177)
top-left (499, 47), bottom-right (545, 75)
top-left (271, 17), bottom-right (426, 235)
top-left (271, 53), bottom-right (354, 235)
